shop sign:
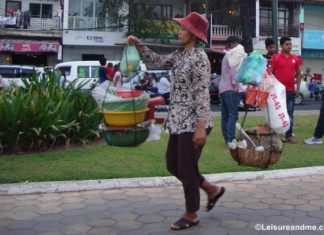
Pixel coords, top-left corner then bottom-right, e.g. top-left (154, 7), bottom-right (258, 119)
top-left (253, 36), bottom-right (302, 55)
top-left (302, 49), bottom-right (324, 59)
top-left (63, 30), bottom-right (124, 46)
top-left (0, 42), bottom-right (60, 53)
top-left (303, 29), bottom-right (324, 50)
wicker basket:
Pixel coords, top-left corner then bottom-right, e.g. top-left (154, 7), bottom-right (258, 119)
top-left (230, 148), bottom-right (282, 168)
top-left (230, 128), bottom-right (283, 168)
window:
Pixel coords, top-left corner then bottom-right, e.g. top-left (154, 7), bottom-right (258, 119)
top-left (142, 4), bottom-right (173, 20)
top-left (260, 3), bottom-right (290, 36)
top-left (29, 3), bottom-right (53, 18)
top-left (153, 5), bottom-right (173, 20)
top-left (21, 69), bottom-right (34, 78)
top-left (91, 66), bottom-right (99, 78)
top-left (77, 66), bottom-right (90, 78)
top-left (0, 67), bottom-right (19, 78)
top-left (55, 67), bottom-right (71, 77)
top-left (5, 1), bottom-right (21, 16)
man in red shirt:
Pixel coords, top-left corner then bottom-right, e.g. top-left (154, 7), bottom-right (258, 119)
top-left (106, 62), bottom-right (114, 81)
top-left (270, 36), bottom-right (302, 144)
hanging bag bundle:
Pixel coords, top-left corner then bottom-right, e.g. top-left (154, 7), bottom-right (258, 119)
top-left (120, 45), bottom-right (141, 74)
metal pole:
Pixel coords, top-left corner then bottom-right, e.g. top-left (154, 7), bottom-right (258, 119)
top-left (210, 13), bottom-right (213, 46)
top-left (272, 0), bottom-right (279, 53)
top-left (205, 0), bottom-right (208, 16)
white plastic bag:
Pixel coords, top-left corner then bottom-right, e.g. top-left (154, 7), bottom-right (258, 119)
top-left (91, 81), bottom-right (149, 112)
top-left (146, 124), bottom-right (161, 141)
top-left (264, 77), bottom-right (290, 134)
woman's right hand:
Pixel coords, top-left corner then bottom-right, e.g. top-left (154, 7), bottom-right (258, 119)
top-left (127, 35), bottom-right (142, 45)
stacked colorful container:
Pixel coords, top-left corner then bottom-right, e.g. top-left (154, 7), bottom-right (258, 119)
top-left (101, 90), bottom-right (150, 147)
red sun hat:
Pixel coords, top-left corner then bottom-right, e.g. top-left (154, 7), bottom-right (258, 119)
top-left (173, 12), bottom-right (209, 44)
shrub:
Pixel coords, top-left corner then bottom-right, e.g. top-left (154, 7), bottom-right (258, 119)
top-left (0, 71), bottom-right (101, 153)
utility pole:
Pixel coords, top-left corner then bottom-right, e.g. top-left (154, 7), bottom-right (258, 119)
top-left (272, 0), bottom-right (279, 53)
top-left (240, 0), bottom-right (253, 53)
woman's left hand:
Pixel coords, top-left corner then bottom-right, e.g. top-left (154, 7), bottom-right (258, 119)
top-left (193, 127), bottom-right (207, 149)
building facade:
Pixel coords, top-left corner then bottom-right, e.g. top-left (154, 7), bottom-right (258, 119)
top-left (301, 0), bottom-right (324, 77)
top-left (62, 0), bottom-right (128, 61)
top-left (0, 0), bottom-right (62, 66)
top-left (61, 0), bottom-right (187, 62)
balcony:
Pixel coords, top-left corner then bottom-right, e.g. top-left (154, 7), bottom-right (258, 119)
top-left (211, 25), bottom-right (242, 41)
top-left (260, 24), bottom-right (299, 37)
top-left (0, 15), bottom-right (62, 38)
top-left (68, 16), bottom-right (127, 32)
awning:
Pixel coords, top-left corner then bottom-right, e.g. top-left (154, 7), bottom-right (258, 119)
top-left (0, 40), bottom-right (60, 53)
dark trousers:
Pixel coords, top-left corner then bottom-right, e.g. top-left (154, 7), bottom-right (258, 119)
top-left (286, 91), bottom-right (295, 139)
top-left (314, 95), bottom-right (324, 138)
top-left (166, 129), bottom-right (211, 212)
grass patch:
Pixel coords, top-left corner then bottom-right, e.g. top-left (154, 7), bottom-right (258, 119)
top-left (0, 115), bottom-right (323, 184)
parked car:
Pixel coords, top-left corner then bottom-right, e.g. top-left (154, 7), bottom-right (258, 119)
top-left (294, 80), bottom-right (323, 104)
top-left (0, 65), bottom-right (44, 88)
top-left (54, 60), bottom-right (119, 90)
top-left (294, 80), bottom-right (309, 105)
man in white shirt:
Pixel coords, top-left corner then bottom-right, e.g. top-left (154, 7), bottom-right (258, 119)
top-left (157, 75), bottom-right (170, 104)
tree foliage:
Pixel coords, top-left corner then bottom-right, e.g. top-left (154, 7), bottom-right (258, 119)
top-left (98, 0), bottom-right (177, 41)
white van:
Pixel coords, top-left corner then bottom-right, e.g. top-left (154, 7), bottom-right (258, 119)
top-left (0, 65), bottom-right (44, 88)
top-left (54, 61), bottom-right (119, 90)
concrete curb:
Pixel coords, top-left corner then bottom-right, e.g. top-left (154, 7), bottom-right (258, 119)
top-left (1, 166), bottom-right (324, 195)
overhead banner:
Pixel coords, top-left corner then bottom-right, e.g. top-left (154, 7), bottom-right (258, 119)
top-left (0, 41), bottom-right (60, 53)
top-left (253, 36), bottom-right (302, 55)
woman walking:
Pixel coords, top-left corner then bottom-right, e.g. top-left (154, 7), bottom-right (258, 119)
top-left (127, 12), bottom-right (225, 230)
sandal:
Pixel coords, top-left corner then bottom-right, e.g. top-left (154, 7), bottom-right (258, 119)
top-left (170, 217), bottom-right (200, 230)
top-left (206, 186), bottom-right (225, 212)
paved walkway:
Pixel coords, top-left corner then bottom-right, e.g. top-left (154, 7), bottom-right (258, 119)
top-left (0, 175), bottom-right (323, 235)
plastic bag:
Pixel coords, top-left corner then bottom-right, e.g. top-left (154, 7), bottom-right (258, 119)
top-left (264, 77), bottom-right (290, 134)
top-left (146, 124), bottom-right (162, 141)
top-left (236, 51), bottom-right (267, 85)
top-left (91, 81), bottom-right (149, 112)
top-left (120, 45), bottom-right (141, 74)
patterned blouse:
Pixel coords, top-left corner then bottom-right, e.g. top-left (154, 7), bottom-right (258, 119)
top-left (141, 45), bottom-right (213, 134)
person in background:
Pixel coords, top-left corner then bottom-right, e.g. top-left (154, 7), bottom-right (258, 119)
top-left (157, 74), bottom-right (171, 104)
top-left (106, 62), bottom-right (114, 81)
top-left (112, 64), bottom-right (122, 88)
top-left (0, 74), bottom-right (3, 89)
top-left (303, 67), bottom-right (314, 83)
top-left (99, 57), bottom-right (108, 84)
top-left (304, 94), bottom-right (324, 144)
top-left (127, 12), bottom-right (225, 231)
top-left (270, 36), bottom-right (302, 144)
top-left (219, 36), bottom-right (247, 148)
top-left (136, 72), bottom-right (151, 90)
top-left (264, 37), bottom-right (276, 66)
top-left (58, 68), bottom-right (69, 87)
